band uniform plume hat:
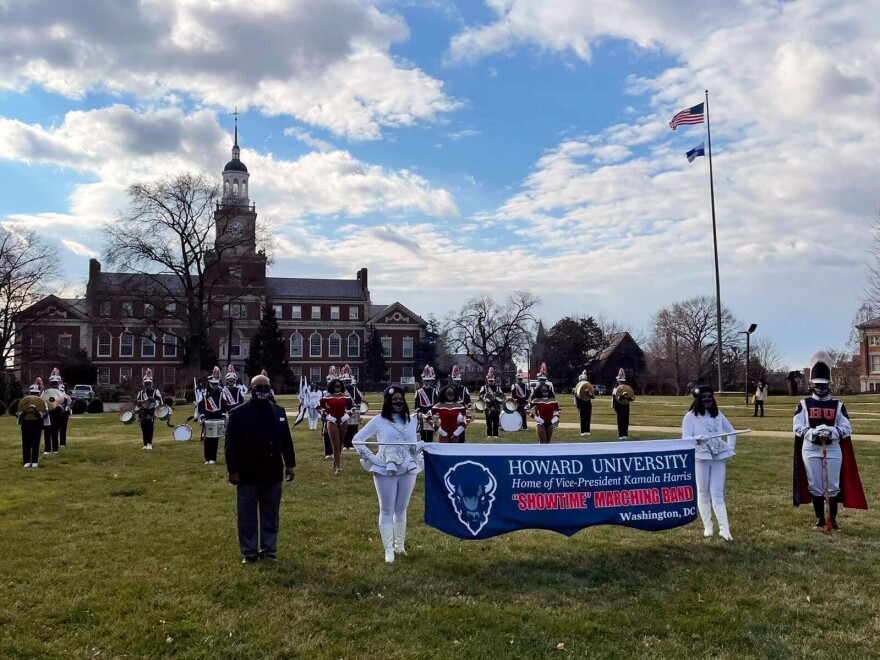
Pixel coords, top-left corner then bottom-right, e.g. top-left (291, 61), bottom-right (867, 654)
top-left (808, 351), bottom-right (833, 384)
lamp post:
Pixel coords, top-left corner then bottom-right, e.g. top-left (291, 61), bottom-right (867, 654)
top-left (741, 323), bottom-right (757, 405)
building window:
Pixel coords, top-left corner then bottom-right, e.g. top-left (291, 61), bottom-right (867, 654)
top-left (141, 335), bottom-right (156, 358)
top-left (310, 333), bottom-right (322, 357)
top-left (223, 303), bottom-right (248, 319)
top-left (100, 301), bottom-right (111, 317)
top-left (273, 304), bottom-right (283, 319)
top-left (872, 355), bottom-right (880, 373)
top-left (349, 306), bottom-right (359, 320)
top-left (97, 332), bottom-right (112, 357)
top-left (122, 302), bottom-right (133, 318)
top-left (120, 332), bottom-right (134, 357)
top-left (120, 367), bottom-right (132, 384)
top-left (870, 336), bottom-right (880, 347)
top-left (289, 332), bottom-right (303, 358)
top-left (229, 331), bottom-right (242, 357)
top-left (58, 335), bottom-right (72, 357)
top-left (163, 334), bottom-right (177, 358)
top-left (347, 333), bottom-right (360, 358)
top-left (163, 367), bottom-right (175, 386)
top-left (29, 334), bottom-right (45, 353)
top-left (329, 333), bottom-right (341, 358)
top-left (144, 303), bottom-right (155, 317)
top-left (351, 366), bottom-right (360, 382)
top-left (310, 367), bottom-right (322, 383)
top-left (292, 305), bottom-right (302, 319)
top-left (311, 306), bottom-right (321, 320)
top-left (381, 337), bottom-right (392, 358)
top-left (165, 302), bottom-right (176, 315)
top-left (402, 365), bottom-right (413, 379)
top-left (330, 306), bottom-right (340, 320)
top-left (97, 367), bottom-right (110, 386)
top-left (403, 337), bottom-right (414, 359)
top-left (291, 366), bottom-right (302, 382)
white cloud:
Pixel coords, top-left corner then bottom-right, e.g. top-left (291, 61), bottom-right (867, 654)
top-left (60, 239), bottom-right (97, 257)
top-left (0, 0), bottom-right (460, 139)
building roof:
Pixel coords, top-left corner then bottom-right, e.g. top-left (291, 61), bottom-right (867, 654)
top-left (62, 298), bottom-right (87, 314)
top-left (92, 272), bottom-right (187, 296)
top-left (857, 316), bottom-right (880, 329)
top-left (590, 332), bottom-right (643, 367)
top-left (224, 158), bottom-right (248, 173)
top-left (366, 301), bottom-right (427, 326)
top-left (267, 277), bottom-right (367, 301)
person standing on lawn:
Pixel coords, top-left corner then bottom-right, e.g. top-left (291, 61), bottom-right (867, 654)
top-left (225, 374), bottom-right (296, 563)
top-left (754, 379), bottom-right (768, 417)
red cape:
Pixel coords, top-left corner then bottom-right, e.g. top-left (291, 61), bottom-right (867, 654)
top-left (793, 436), bottom-right (867, 509)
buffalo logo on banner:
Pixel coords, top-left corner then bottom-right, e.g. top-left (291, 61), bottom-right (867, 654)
top-left (443, 460), bottom-right (497, 536)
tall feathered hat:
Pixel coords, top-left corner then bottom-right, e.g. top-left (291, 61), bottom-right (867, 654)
top-left (537, 363), bottom-right (548, 380)
top-left (451, 365), bottom-right (461, 382)
top-left (578, 370), bottom-right (588, 382)
top-left (30, 377), bottom-right (43, 393)
top-left (261, 369), bottom-right (268, 378)
top-left (326, 365), bottom-right (339, 383)
top-left (341, 364), bottom-right (352, 382)
top-left (208, 366), bottom-right (221, 384)
top-left (616, 368), bottom-right (626, 382)
top-left (49, 367), bottom-right (62, 383)
top-left (421, 364), bottom-right (435, 382)
top-left (142, 369), bottom-right (153, 383)
top-left (486, 367), bottom-right (495, 382)
top-left (808, 351), bottom-right (833, 384)
top-left (225, 364), bottom-right (238, 382)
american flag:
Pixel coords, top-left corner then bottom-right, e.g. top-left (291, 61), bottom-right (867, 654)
top-left (669, 102), bottom-right (704, 130)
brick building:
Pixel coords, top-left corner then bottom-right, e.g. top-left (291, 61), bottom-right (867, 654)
top-left (16, 128), bottom-right (426, 391)
top-left (856, 317), bottom-right (880, 392)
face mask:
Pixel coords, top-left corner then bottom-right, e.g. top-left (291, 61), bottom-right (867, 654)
top-left (701, 397), bottom-right (714, 407)
top-left (253, 385), bottom-right (271, 401)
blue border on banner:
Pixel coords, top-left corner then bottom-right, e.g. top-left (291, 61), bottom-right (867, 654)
top-left (423, 440), bottom-right (698, 540)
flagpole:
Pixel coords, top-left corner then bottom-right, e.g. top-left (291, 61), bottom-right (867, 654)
top-left (705, 89), bottom-right (723, 393)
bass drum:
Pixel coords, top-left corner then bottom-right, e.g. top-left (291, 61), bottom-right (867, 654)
top-left (173, 424), bottom-right (193, 442)
top-left (359, 401), bottom-right (369, 415)
top-left (500, 412), bottom-right (523, 433)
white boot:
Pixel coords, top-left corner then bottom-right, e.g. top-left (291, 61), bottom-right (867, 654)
top-left (379, 523), bottom-right (395, 563)
top-left (698, 498), bottom-right (713, 537)
top-left (393, 521), bottom-right (407, 555)
top-left (713, 501), bottom-right (733, 541)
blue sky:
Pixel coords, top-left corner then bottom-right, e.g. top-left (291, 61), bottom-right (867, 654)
top-left (1, 0), bottom-right (879, 370)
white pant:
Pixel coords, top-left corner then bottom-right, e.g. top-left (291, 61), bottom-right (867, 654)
top-left (695, 459), bottom-right (729, 531)
top-left (802, 442), bottom-right (841, 497)
top-left (307, 407), bottom-right (319, 430)
top-left (373, 473), bottom-right (417, 525)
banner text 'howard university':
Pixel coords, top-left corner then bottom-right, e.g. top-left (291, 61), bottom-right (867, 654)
top-left (423, 440), bottom-right (698, 540)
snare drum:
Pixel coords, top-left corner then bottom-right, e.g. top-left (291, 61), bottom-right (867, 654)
top-left (173, 424), bottom-right (193, 442)
top-left (359, 401), bottom-right (369, 415)
top-left (502, 399), bottom-right (519, 414)
top-left (203, 419), bottom-right (227, 439)
top-left (118, 410), bottom-right (135, 425)
top-left (155, 404), bottom-right (172, 421)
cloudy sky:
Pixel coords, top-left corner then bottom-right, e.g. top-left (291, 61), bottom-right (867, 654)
top-left (1, 0), bottom-right (878, 369)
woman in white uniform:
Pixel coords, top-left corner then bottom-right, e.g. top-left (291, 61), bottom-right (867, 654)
top-left (681, 386), bottom-right (736, 541)
top-left (353, 386), bottom-right (423, 563)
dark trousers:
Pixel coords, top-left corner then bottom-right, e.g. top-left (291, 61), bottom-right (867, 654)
top-left (754, 401), bottom-right (764, 417)
top-left (22, 421), bottom-right (42, 465)
top-left (616, 406), bottom-right (630, 438)
top-left (237, 482), bottom-right (283, 558)
top-left (140, 419), bottom-right (155, 446)
top-left (579, 403), bottom-right (592, 433)
top-left (486, 411), bottom-right (500, 437)
top-left (59, 411), bottom-right (70, 446)
top-left (420, 427), bottom-right (435, 442)
top-left (458, 430), bottom-right (466, 443)
top-left (344, 424), bottom-right (357, 449)
top-left (43, 425), bottom-right (59, 453)
top-left (517, 405), bottom-right (529, 430)
top-left (204, 437), bottom-right (219, 462)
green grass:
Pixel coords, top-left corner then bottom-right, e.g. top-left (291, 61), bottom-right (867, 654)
top-left (2, 401), bottom-right (880, 659)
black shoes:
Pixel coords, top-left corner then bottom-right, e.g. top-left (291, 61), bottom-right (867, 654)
top-left (242, 556), bottom-right (258, 564)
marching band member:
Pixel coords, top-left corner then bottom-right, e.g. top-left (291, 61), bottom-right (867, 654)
top-left (29, 376), bottom-right (54, 457)
top-left (532, 363), bottom-right (555, 397)
top-left (42, 372), bottom-right (63, 455)
top-left (431, 385), bottom-right (468, 442)
top-left (611, 368), bottom-right (632, 440)
top-left (342, 365), bottom-right (363, 451)
top-left (682, 386), bottom-right (736, 541)
top-left (511, 371), bottom-right (530, 431)
top-left (793, 352), bottom-right (866, 531)
top-left (479, 367), bottom-right (503, 439)
top-left (20, 382), bottom-right (46, 468)
top-left (575, 370), bottom-right (593, 437)
top-left (307, 381), bottom-right (322, 431)
top-left (530, 381), bottom-right (559, 444)
top-left (319, 375), bottom-right (354, 474)
top-left (353, 385), bottom-right (423, 563)
top-left (222, 365), bottom-right (247, 410)
top-left (450, 365), bottom-right (472, 443)
top-left (198, 366), bottom-right (226, 465)
top-left (48, 368), bottom-right (71, 448)
top-left (322, 367), bottom-right (337, 459)
top-left (414, 365), bottom-right (438, 442)
top-left (136, 370), bottom-right (164, 450)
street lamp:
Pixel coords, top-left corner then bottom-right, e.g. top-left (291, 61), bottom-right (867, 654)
top-left (741, 323), bottom-right (757, 405)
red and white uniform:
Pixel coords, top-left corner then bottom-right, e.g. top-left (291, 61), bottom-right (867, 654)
top-left (531, 399), bottom-right (559, 426)
top-left (319, 394), bottom-right (353, 423)
top-left (431, 403), bottom-right (468, 442)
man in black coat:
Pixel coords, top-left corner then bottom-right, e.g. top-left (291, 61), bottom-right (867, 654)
top-left (225, 374), bottom-right (296, 563)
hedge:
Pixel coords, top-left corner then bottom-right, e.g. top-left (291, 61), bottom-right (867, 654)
top-left (8, 398), bottom-right (20, 415)
top-left (71, 399), bottom-right (88, 415)
top-left (87, 398), bottom-right (104, 414)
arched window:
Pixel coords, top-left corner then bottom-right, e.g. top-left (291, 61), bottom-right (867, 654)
top-left (347, 333), bottom-right (360, 358)
top-left (242, 181), bottom-right (247, 197)
top-left (232, 180), bottom-right (239, 196)
top-left (289, 332), bottom-right (303, 358)
top-left (224, 180), bottom-right (230, 196)
top-left (120, 332), bottom-right (134, 357)
top-left (309, 333), bottom-right (322, 357)
top-left (329, 332), bottom-right (341, 358)
top-left (97, 331), bottom-right (112, 357)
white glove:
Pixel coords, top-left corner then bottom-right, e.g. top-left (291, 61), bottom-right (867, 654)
top-left (340, 414), bottom-right (350, 424)
top-left (535, 417), bottom-right (544, 426)
top-left (438, 428), bottom-right (448, 438)
top-left (453, 426), bottom-right (465, 437)
top-left (326, 415), bottom-right (337, 424)
top-left (802, 428), bottom-right (815, 443)
top-left (551, 415), bottom-right (559, 426)
top-left (355, 444), bottom-right (370, 458)
top-left (816, 424), bottom-right (840, 440)
top-left (457, 413), bottom-right (466, 424)
top-left (415, 441), bottom-right (426, 451)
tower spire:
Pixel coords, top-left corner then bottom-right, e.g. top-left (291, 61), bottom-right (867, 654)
top-left (232, 106), bottom-right (239, 148)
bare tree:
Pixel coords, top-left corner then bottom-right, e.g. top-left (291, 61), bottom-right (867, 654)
top-left (751, 336), bottom-right (783, 375)
top-left (1, 226), bottom-right (58, 367)
top-left (100, 172), bottom-right (268, 375)
top-left (444, 291), bottom-right (540, 372)
top-left (826, 348), bottom-right (860, 394)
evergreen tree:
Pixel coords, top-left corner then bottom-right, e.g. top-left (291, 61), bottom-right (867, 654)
top-left (246, 303), bottom-right (290, 386)
top-left (363, 325), bottom-right (388, 388)
top-left (60, 349), bottom-right (98, 388)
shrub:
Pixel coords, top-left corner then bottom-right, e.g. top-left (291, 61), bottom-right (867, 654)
top-left (8, 398), bottom-right (20, 415)
top-left (71, 399), bottom-right (88, 415)
top-left (164, 396), bottom-right (175, 406)
top-left (184, 389), bottom-right (195, 403)
top-left (173, 398), bottom-right (187, 407)
top-left (0, 401), bottom-right (7, 416)
top-left (87, 398), bottom-right (104, 414)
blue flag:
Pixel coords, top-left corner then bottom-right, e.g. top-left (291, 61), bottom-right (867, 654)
top-left (686, 142), bottom-right (705, 163)
top-left (422, 439), bottom-right (698, 540)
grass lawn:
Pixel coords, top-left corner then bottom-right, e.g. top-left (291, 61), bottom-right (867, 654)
top-left (2, 398), bottom-right (879, 659)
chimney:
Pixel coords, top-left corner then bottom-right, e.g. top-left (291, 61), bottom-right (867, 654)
top-left (89, 258), bottom-right (101, 282)
top-left (357, 267), bottom-right (368, 292)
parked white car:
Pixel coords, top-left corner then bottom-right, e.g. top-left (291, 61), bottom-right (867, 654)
top-left (71, 385), bottom-right (95, 401)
